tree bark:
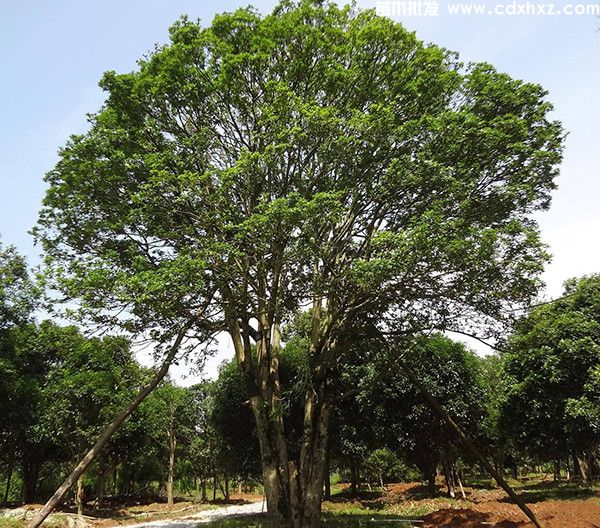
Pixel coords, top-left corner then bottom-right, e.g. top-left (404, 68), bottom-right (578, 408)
top-left (167, 429), bottom-right (176, 508)
top-left (247, 389), bottom-right (332, 528)
top-left (576, 453), bottom-right (592, 485)
top-left (96, 461), bottom-right (108, 509)
top-left (112, 464), bottom-right (118, 496)
top-left (201, 479), bottom-right (207, 502)
top-left (426, 467), bottom-right (436, 495)
top-left (455, 465), bottom-right (466, 500)
top-left (441, 449), bottom-right (456, 498)
top-left (25, 322), bottom-right (192, 528)
top-left (76, 474), bottom-right (84, 516)
top-left (225, 299), bottom-right (336, 528)
top-left (21, 456), bottom-right (39, 505)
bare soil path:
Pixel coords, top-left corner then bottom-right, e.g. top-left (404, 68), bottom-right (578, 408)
top-left (113, 501), bottom-right (264, 528)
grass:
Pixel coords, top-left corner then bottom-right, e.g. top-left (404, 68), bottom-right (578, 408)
top-left (514, 480), bottom-right (600, 502)
top-left (0, 519), bottom-right (26, 528)
top-left (191, 513), bottom-right (420, 528)
top-left (323, 496), bottom-right (469, 518)
top-left (0, 515), bottom-right (71, 528)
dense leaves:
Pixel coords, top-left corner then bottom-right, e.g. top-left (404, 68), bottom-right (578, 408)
top-left (500, 275), bottom-right (600, 475)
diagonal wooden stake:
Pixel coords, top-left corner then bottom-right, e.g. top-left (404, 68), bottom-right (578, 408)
top-left (398, 359), bottom-right (544, 528)
top-left (26, 321), bottom-right (194, 528)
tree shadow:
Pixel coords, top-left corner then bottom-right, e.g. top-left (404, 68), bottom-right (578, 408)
top-left (498, 481), bottom-right (598, 503)
top-left (322, 512), bottom-right (423, 527)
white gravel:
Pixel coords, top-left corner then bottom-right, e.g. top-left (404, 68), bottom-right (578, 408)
top-left (123, 501), bottom-right (265, 528)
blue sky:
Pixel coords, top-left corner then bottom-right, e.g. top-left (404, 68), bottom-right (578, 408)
top-left (1, 0), bottom-right (599, 380)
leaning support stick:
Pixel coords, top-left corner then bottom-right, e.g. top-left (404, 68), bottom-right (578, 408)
top-left (398, 360), bottom-right (544, 528)
top-left (26, 322), bottom-right (193, 528)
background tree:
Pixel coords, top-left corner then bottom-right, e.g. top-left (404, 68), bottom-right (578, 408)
top-left (500, 274), bottom-right (600, 483)
top-left (36, 1), bottom-right (563, 526)
top-left (34, 328), bottom-right (137, 514)
top-left (0, 242), bottom-right (40, 505)
top-left (362, 335), bottom-right (486, 497)
top-left (210, 362), bottom-right (262, 489)
top-left (151, 382), bottom-right (199, 507)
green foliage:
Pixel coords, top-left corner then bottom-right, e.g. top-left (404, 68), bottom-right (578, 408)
top-left (360, 335), bottom-right (486, 483)
top-left (500, 274), bottom-right (600, 460)
top-left (36, 0), bottom-right (563, 355)
top-left (363, 448), bottom-right (409, 484)
top-left (33, 327), bottom-right (137, 460)
top-left (210, 361), bottom-right (261, 479)
top-left (0, 241), bottom-right (37, 330)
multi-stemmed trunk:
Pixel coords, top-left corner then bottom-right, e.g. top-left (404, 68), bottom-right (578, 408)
top-left (249, 389), bottom-right (332, 528)
top-left (223, 281), bottom-right (339, 528)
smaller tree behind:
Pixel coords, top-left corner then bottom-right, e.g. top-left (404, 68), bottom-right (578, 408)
top-left (363, 335), bottom-right (486, 496)
top-left (501, 274), bottom-right (600, 483)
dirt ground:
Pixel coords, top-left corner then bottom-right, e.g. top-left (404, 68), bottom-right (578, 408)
top-left (6, 482), bottom-right (599, 528)
top-left (421, 500), bottom-right (600, 528)
top-left (326, 481), bottom-right (600, 528)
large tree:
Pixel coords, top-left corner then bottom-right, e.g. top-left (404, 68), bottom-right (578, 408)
top-left (36, 2), bottom-right (563, 527)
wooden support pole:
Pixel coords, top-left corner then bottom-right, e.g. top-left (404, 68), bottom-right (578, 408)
top-left (26, 323), bottom-right (192, 528)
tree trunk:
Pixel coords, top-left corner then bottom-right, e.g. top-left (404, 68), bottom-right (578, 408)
top-left (129, 468), bottom-right (135, 495)
top-left (201, 479), bottom-right (207, 502)
top-left (25, 321), bottom-right (192, 528)
top-left (323, 448), bottom-right (331, 500)
top-left (21, 456), bottom-right (39, 505)
top-left (112, 464), bottom-right (118, 495)
top-left (441, 450), bottom-right (456, 498)
top-left (167, 429), bottom-right (176, 508)
top-left (76, 474), bottom-right (84, 516)
top-left (96, 462), bottom-right (108, 509)
top-left (225, 297), bottom-right (336, 527)
top-left (249, 389), bottom-right (332, 528)
top-left (426, 468), bottom-right (436, 495)
top-left (224, 476), bottom-right (229, 501)
top-left (2, 461), bottom-right (14, 507)
top-left (455, 465), bottom-right (466, 500)
top-left (350, 459), bottom-right (359, 497)
top-left (576, 453), bottom-right (592, 485)
top-left (212, 475), bottom-right (217, 501)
